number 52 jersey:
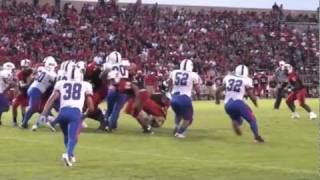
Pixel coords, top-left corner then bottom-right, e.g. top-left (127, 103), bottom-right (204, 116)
top-left (223, 74), bottom-right (253, 104)
top-left (170, 70), bottom-right (200, 97)
top-left (54, 80), bottom-right (93, 111)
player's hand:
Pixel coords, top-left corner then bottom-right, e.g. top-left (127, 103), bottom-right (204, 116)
top-left (38, 115), bottom-right (47, 124)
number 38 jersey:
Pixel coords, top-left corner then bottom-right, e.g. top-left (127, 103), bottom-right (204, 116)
top-left (29, 67), bottom-right (57, 93)
top-left (169, 70), bottom-right (200, 97)
top-left (54, 80), bottom-right (93, 111)
top-left (223, 74), bottom-right (253, 103)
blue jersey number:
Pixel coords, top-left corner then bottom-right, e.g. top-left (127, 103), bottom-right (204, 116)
top-left (175, 72), bottom-right (189, 86)
top-left (36, 72), bottom-right (46, 82)
top-left (63, 83), bottom-right (82, 100)
top-left (226, 79), bottom-right (242, 92)
top-left (112, 65), bottom-right (126, 76)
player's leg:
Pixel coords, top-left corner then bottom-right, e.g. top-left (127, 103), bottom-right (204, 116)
top-left (238, 101), bottom-right (264, 143)
top-left (224, 100), bottom-right (242, 135)
top-left (170, 95), bottom-right (183, 133)
top-left (66, 108), bottom-right (82, 160)
top-left (297, 89), bottom-right (317, 119)
top-left (176, 95), bottom-right (193, 138)
top-left (12, 97), bottom-right (20, 126)
top-left (22, 88), bottom-right (41, 128)
top-left (86, 108), bottom-right (105, 129)
top-left (108, 93), bottom-right (126, 130)
top-left (285, 92), bottom-right (300, 119)
top-left (0, 93), bottom-right (10, 125)
top-left (105, 89), bottom-right (117, 127)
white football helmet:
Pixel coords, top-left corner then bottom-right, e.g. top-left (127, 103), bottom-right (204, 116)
top-left (2, 62), bottom-right (16, 71)
top-left (20, 59), bottom-right (31, 68)
top-left (76, 61), bottom-right (87, 73)
top-left (44, 56), bottom-right (57, 71)
top-left (279, 60), bottom-right (286, 70)
top-left (284, 64), bottom-right (293, 73)
top-left (234, 65), bottom-right (249, 77)
top-left (65, 66), bottom-right (83, 81)
top-left (106, 51), bottom-right (122, 64)
top-left (180, 59), bottom-right (193, 72)
top-left (60, 60), bottom-right (76, 72)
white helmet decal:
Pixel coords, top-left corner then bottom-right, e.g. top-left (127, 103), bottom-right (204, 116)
top-left (106, 51), bottom-right (122, 64)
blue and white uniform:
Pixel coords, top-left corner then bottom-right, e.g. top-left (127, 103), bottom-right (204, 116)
top-left (0, 69), bottom-right (13, 115)
top-left (54, 79), bottom-right (93, 159)
top-left (222, 66), bottom-right (260, 139)
top-left (169, 59), bottom-right (200, 137)
top-left (22, 60), bottom-right (57, 127)
top-left (104, 51), bottom-right (129, 130)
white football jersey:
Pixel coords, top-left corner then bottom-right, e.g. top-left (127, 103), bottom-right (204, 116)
top-left (54, 80), bottom-right (93, 111)
top-left (57, 69), bottom-right (67, 81)
top-left (29, 66), bottom-right (57, 93)
top-left (223, 74), bottom-right (253, 103)
top-left (109, 63), bottom-right (129, 79)
top-left (0, 70), bottom-right (13, 93)
top-left (170, 70), bottom-right (200, 97)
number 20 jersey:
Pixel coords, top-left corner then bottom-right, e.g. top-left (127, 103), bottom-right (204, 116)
top-left (29, 66), bottom-right (57, 93)
top-left (54, 80), bottom-right (93, 111)
top-left (223, 74), bottom-right (253, 104)
top-left (169, 70), bottom-right (200, 97)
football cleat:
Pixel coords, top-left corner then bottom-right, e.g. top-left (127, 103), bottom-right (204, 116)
top-left (31, 124), bottom-right (38, 131)
top-left (232, 122), bottom-right (242, 136)
top-left (81, 121), bottom-right (88, 128)
top-left (12, 122), bottom-right (18, 127)
top-left (70, 156), bottom-right (76, 163)
top-left (62, 153), bottom-right (73, 167)
top-left (174, 132), bottom-right (186, 138)
top-left (45, 122), bottom-right (56, 132)
top-left (254, 136), bottom-right (265, 143)
top-left (291, 112), bottom-right (300, 119)
top-left (143, 125), bottom-right (154, 134)
top-left (20, 123), bottom-right (28, 129)
top-left (309, 112), bottom-right (317, 120)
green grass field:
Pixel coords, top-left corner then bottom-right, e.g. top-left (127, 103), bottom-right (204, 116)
top-left (0, 99), bottom-right (318, 180)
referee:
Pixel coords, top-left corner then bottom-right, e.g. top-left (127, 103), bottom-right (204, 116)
top-left (273, 61), bottom-right (288, 109)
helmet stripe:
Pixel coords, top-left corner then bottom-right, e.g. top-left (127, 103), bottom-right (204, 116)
top-left (241, 65), bottom-right (244, 75)
top-left (115, 52), bottom-right (119, 63)
top-left (183, 60), bottom-right (188, 71)
top-left (71, 67), bottom-right (76, 80)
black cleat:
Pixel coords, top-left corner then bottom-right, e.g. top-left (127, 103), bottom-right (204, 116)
top-left (254, 136), bottom-right (265, 143)
top-left (20, 123), bottom-right (28, 129)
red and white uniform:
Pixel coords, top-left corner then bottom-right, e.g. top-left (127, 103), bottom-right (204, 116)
top-left (12, 69), bottom-right (33, 108)
top-left (286, 71), bottom-right (307, 105)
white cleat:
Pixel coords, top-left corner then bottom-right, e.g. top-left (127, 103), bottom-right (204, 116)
top-left (31, 124), bottom-right (38, 131)
top-left (62, 153), bottom-right (73, 167)
top-left (81, 121), bottom-right (88, 128)
top-left (70, 156), bottom-right (76, 163)
top-left (45, 122), bottom-right (56, 132)
top-left (174, 132), bottom-right (186, 139)
top-left (291, 112), bottom-right (300, 119)
top-left (309, 112), bottom-right (317, 120)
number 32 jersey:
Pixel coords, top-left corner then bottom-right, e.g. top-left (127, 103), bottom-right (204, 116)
top-left (170, 70), bottom-right (200, 97)
top-left (54, 80), bottom-right (93, 111)
top-left (223, 74), bottom-right (253, 103)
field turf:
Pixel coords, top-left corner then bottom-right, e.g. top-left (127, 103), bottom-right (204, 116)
top-left (0, 99), bottom-right (318, 180)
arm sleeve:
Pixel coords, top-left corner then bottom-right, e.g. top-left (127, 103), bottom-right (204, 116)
top-left (84, 82), bottom-right (93, 95)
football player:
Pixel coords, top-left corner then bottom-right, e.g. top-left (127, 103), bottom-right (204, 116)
top-left (39, 65), bottom-right (94, 167)
top-left (11, 59), bottom-right (33, 126)
top-left (0, 62), bottom-right (16, 126)
top-left (167, 59), bottom-right (201, 138)
top-left (284, 64), bottom-right (317, 120)
top-left (215, 65), bottom-right (264, 143)
top-left (21, 56), bottom-right (57, 128)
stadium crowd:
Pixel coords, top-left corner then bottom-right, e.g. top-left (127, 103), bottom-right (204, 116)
top-left (0, 0), bottom-right (318, 97)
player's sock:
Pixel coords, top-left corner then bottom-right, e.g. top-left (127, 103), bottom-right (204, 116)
top-left (248, 121), bottom-right (259, 137)
top-left (67, 139), bottom-right (77, 157)
top-left (22, 109), bottom-right (34, 126)
top-left (0, 112), bottom-right (2, 125)
top-left (177, 127), bottom-right (187, 134)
